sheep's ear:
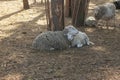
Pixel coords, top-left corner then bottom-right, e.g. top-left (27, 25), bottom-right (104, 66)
top-left (63, 28), bottom-right (68, 34)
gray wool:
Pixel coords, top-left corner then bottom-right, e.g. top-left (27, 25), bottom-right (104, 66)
top-left (32, 31), bottom-right (70, 51)
top-left (94, 3), bottom-right (116, 21)
top-left (85, 16), bottom-right (97, 27)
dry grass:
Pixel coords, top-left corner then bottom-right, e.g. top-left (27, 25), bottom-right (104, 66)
top-left (0, 0), bottom-right (120, 80)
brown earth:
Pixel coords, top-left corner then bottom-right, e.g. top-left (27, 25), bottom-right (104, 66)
top-left (0, 0), bottom-right (120, 80)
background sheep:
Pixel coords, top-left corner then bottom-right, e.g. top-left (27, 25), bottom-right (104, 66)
top-left (94, 2), bottom-right (116, 28)
top-left (32, 31), bottom-right (70, 51)
top-left (85, 16), bottom-right (97, 27)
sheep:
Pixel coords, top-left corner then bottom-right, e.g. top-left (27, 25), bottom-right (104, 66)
top-left (32, 25), bottom-right (94, 51)
top-left (63, 25), bottom-right (79, 41)
top-left (70, 31), bottom-right (94, 48)
top-left (113, 0), bottom-right (120, 9)
top-left (32, 31), bottom-right (71, 51)
top-left (63, 25), bottom-right (94, 48)
top-left (94, 2), bottom-right (116, 29)
top-left (85, 16), bottom-right (97, 27)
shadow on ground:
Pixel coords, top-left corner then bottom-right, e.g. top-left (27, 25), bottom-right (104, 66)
top-left (0, 0), bottom-right (120, 80)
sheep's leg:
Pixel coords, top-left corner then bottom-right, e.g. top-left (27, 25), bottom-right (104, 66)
top-left (109, 16), bottom-right (115, 30)
top-left (96, 22), bottom-right (100, 29)
top-left (77, 44), bottom-right (83, 48)
top-left (103, 20), bottom-right (110, 29)
top-left (85, 37), bottom-right (90, 45)
top-left (72, 40), bottom-right (83, 48)
top-left (113, 15), bottom-right (116, 29)
top-left (106, 21), bottom-right (109, 29)
top-left (89, 41), bottom-right (95, 45)
top-left (99, 20), bottom-right (103, 29)
top-left (101, 20), bottom-right (106, 29)
top-left (71, 41), bottom-right (83, 48)
top-left (109, 20), bottom-right (113, 29)
top-left (108, 19), bottom-right (115, 30)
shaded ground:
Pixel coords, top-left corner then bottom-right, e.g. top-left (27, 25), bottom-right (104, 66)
top-left (0, 0), bottom-right (120, 80)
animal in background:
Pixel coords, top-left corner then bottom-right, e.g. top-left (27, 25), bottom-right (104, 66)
top-left (85, 16), bottom-right (97, 27)
top-left (94, 2), bottom-right (116, 28)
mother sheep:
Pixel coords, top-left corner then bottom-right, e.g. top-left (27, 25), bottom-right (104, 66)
top-left (32, 30), bottom-right (71, 51)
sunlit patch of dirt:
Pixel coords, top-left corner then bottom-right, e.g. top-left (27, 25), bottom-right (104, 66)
top-left (0, 0), bottom-right (120, 80)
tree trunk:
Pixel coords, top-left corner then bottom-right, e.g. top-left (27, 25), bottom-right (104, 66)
top-left (41, 0), bottom-right (43, 4)
top-left (65, 0), bottom-right (72, 17)
top-left (45, 0), bottom-right (51, 30)
top-left (51, 0), bottom-right (64, 31)
top-left (23, 0), bottom-right (30, 9)
top-left (45, 0), bottom-right (64, 31)
top-left (72, 0), bottom-right (90, 27)
top-left (33, 0), bottom-right (36, 4)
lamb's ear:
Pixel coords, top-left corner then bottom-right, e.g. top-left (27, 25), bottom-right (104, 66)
top-left (63, 28), bottom-right (68, 35)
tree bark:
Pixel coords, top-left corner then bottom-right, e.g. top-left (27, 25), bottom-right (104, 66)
top-left (51, 0), bottom-right (64, 31)
top-left (23, 0), bottom-right (30, 9)
top-left (33, 0), bottom-right (36, 4)
top-left (45, 0), bottom-right (64, 31)
top-left (45, 0), bottom-right (51, 30)
top-left (41, 0), bottom-right (43, 4)
top-left (65, 0), bottom-right (72, 17)
top-left (72, 0), bottom-right (90, 27)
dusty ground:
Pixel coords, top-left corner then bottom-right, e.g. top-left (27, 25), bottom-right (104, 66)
top-left (0, 0), bottom-right (120, 80)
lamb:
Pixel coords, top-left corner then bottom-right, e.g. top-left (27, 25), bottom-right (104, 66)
top-left (32, 31), bottom-right (70, 51)
top-left (85, 16), bottom-right (97, 27)
top-left (63, 25), bottom-right (79, 41)
top-left (64, 25), bottom-right (94, 48)
top-left (71, 31), bottom-right (94, 48)
top-left (94, 2), bottom-right (116, 28)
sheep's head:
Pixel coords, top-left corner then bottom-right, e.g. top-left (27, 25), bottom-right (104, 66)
top-left (63, 25), bottom-right (79, 41)
top-left (85, 16), bottom-right (97, 27)
top-left (94, 6), bottom-right (102, 20)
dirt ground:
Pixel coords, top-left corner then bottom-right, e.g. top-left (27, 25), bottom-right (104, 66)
top-left (0, 0), bottom-right (120, 80)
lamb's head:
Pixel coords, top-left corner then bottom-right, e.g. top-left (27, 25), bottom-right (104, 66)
top-left (63, 25), bottom-right (79, 41)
